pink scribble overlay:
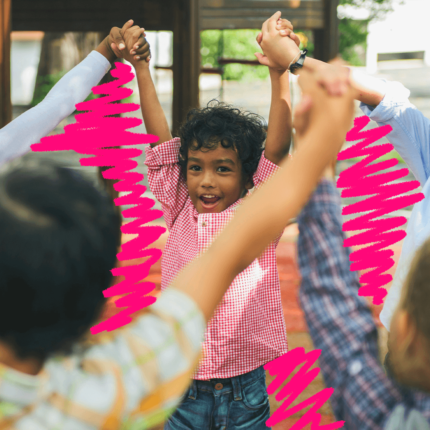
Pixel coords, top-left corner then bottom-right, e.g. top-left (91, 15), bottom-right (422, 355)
top-left (31, 62), bottom-right (166, 334)
top-left (337, 115), bottom-right (424, 305)
top-left (265, 348), bottom-right (344, 429)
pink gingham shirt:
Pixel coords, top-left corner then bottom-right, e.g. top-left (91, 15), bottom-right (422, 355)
top-left (145, 138), bottom-right (288, 379)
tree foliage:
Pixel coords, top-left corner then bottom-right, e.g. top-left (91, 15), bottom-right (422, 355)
top-left (201, 29), bottom-right (270, 81)
top-left (338, 0), bottom-right (395, 65)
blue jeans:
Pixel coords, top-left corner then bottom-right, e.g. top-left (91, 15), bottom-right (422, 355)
top-left (164, 365), bottom-right (271, 430)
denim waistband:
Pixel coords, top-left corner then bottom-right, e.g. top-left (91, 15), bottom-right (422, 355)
top-left (190, 366), bottom-right (265, 401)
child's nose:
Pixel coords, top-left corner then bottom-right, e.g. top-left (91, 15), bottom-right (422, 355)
top-left (201, 171), bottom-right (216, 187)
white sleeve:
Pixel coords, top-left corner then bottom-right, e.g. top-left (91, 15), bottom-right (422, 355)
top-left (355, 69), bottom-right (430, 187)
top-left (0, 50), bottom-right (111, 165)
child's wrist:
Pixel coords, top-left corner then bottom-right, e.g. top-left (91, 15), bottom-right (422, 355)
top-left (95, 37), bottom-right (116, 63)
top-left (134, 61), bottom-right (150, 73)
top-left (269, 67), bottom-right (286, 77)
top-left (103, 36), bottom-right (118, 63)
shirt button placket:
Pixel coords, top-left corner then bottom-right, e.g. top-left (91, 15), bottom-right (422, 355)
top-left (198, 216), bottom-right (208, 252)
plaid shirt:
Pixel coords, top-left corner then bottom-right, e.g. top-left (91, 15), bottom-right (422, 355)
top-left (0, 289), bottom-right (205, 430)
top-left (297, 179), bottom-right (430, 430)
top-left (145, 138), bottom-right (288, 379)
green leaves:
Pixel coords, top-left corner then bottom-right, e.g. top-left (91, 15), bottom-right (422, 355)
top-left (200, 29), bottom-right (269, 81)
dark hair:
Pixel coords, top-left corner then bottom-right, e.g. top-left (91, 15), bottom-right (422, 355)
top-left (178, 100), bottom-right (266, 180)
top-left (0, 157), bottom-right (121, 361)
top-left (403, 237), bottom-right (430, 345)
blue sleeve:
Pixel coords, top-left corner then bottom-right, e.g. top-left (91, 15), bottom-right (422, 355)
top-left (297, 179), bottom-right (430, 429)
top-left (360, 80), bottom-right (430, 187)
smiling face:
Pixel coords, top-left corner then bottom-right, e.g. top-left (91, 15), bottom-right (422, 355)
top-left (186, 143), bottom-right (253, 213)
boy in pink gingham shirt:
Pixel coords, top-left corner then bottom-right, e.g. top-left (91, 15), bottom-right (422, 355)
top-left (135, 23), bottom-right (298, 429)
top-left (145, 138), bottom-right (288, 379)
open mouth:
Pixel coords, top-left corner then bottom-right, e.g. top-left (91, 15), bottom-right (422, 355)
top-left (199, 194), bottom-right (221, 208)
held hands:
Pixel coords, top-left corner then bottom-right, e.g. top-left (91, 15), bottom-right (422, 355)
top-left (105, 20), bottom-right (150, 65)
top-left (255, 11), bottom-right (301, 71)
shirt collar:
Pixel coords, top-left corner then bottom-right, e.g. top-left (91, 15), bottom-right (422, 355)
top-left (0, 361), bottom-right (49, 408)
top-left (192, 195), bottom-right (245, 219)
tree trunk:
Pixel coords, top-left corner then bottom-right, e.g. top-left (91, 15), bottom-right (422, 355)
top-left (34, 32), bottom-right (102, 79)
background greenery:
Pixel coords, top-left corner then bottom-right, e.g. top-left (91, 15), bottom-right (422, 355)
top-left (200, 0), bottom-right (394, 76)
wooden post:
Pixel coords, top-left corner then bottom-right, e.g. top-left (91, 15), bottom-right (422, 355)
top-left (0, 0), bottom-right (11, 128)
top-left (313, 0), bottom-right (339, 62)
top-left (172, 0), bottom-right (200, 135)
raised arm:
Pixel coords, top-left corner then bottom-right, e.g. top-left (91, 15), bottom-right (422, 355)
top-left (171, 57), bottom-right (356, 321)
top-left (0, 22), bottom-right (144, 165)
top-left (256, 17), bottom-right (385, 108)
top-left (306, 59), bottom-right (430, 187)
top-left (0, 54), bottom-right (109, 164)
top-left (264, 68), bottom-right (293, 164)
top-left (299, 58), bottom-right (385, 107)
top-left (258, 17), bottom-right (430, 186)
top-left (124, 35), bottom-right (172, 147)
top-left (258, 18), bottom-right (297, 164)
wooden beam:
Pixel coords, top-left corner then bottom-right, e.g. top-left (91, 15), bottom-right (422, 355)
top-left (172, 0), bottom-right (200, 134)
top-left (313, 0), bottom-right (339, 61)
top-left (11, 0), bottom-right (175, 32)
top-left (201, 0), bottom-right (324, 30)
top-left (0, 0), bottom-right (11, 128)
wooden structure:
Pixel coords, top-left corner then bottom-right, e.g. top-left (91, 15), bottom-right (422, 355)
top-left (0, 0), bottom-right (11, 127)
top-left (200, 0), bottom-right (339, 62)
top-left (1, 0), bottom-right (338, 131)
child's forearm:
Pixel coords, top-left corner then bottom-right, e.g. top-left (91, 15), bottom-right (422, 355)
top-left (134, 64), bottom-right (172, 147)
top-left (172, 108), bottom-right (349, 322)
top-left (302, 57), bottom-right (385, 107)
top-left (265, 69), bottom-right (292, 164)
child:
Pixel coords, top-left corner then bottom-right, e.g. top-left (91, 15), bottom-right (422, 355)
top-left (0, 13), bottom-right (355, 428)
top-left (294, 69), bottom-right (430, 430)
top-left (131, 20), bottom-right (298, 429)
top-left (271, 17), bottom-right (430, 335)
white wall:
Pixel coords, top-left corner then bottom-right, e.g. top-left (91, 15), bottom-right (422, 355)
top-left (366, 0), bottom-right (430, 73)
top-left (339, 0), bottom-right (430, 73)
top-left (11, 40), bottom-right (41, 105)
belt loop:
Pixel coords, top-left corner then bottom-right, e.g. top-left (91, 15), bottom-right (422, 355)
top-left (188, 379), bottom-right (198, 400)
top-left (231, 375), bottom-right (242, 401)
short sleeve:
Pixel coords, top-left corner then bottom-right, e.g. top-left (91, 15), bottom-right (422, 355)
top-left (144, 138), bottom-right (189, 229)
top-left (252, 151), bottom-right (279, 188)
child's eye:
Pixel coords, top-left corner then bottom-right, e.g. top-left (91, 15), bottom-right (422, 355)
top-left (189, 165), bottom-right (201, 171)
top-left (217, 166), bottom-right (231, 173)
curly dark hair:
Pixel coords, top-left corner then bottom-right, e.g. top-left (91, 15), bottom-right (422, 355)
top-left (0, 156), bottom-right (120, 362)
top-left (178, 100), bottom-right (266, 180)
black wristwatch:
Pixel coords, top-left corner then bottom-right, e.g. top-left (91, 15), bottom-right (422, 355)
top-left (289, 49), bottom-right (308, 74)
